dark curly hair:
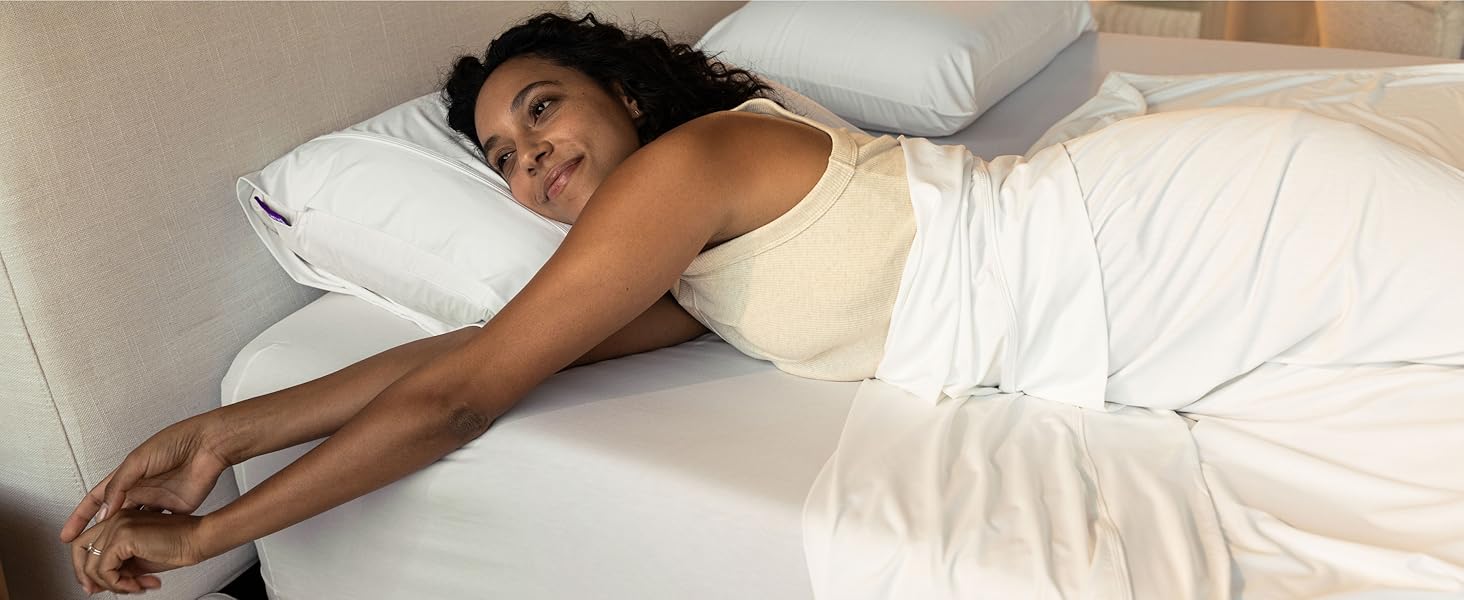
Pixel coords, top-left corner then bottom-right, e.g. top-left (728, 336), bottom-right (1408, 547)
top-left (440, 11), bottom-right (779, 160)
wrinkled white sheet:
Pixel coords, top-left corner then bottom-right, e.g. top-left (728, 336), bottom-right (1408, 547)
top-left (875, 136), bottom-right (1111, 412)
top-left (808, 64), bottom-right (1464, 599)
top-left (1025, 62), bottom-right (1464, 598)
top-left (1066, 106), bottom-right (1464, 410)
top-left (803, 380), bottom-right (1232, 599)
top-left (1192, 362), bottom-right (1464, 599)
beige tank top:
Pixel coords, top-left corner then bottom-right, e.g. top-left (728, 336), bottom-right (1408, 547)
top-left (671, 97), bottom-right (915, 381)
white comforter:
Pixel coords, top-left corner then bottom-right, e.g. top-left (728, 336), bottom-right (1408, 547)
top-left (804, 63), bottom-right (1464, 599)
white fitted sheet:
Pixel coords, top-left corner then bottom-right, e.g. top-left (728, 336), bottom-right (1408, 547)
top-left (222, 291), bottom-right (859, 599)
top-left (221, 32), bottom-right (1455, 600)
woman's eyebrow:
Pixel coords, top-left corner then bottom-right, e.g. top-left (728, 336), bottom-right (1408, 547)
top-left (481, 79), bottom-right (561, 151)
top-left (511, 79), bottom-right (559, 113)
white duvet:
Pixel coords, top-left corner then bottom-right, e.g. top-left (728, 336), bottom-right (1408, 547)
top-left (804, 63), bottom-right (1464, 599)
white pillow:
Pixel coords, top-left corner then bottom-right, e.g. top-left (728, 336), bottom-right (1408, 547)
top-left (697, 1), bottom-right (1096, 137)
top-left (237, 78), bottom-right (860, 335)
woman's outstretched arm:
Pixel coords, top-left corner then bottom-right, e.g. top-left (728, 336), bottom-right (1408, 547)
top-left (189, 118), bottom-right (739, 563)
top-left (213, 290), bottom-right (703, 466)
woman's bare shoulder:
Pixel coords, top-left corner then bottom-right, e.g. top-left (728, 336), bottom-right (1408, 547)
top-left (641, 106), bottom-right (837, 244)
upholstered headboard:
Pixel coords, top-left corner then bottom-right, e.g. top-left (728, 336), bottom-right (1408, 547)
top-left (0, 2), bottom-right (744, 598)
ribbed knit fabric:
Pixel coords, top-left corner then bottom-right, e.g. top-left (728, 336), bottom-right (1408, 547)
top-left (671, 97), bottom-right (914, 381)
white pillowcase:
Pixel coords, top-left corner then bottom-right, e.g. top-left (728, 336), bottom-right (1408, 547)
top-left (237, 78), bottom-right (860, 335)
top-left (697, 1), bottom-right (1096, 137)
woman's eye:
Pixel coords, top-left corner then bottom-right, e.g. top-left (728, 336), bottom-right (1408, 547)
top-left (494, 98), bottom-right (552, 173)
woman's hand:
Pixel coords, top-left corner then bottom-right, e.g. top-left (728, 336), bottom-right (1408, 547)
top-left (68, 510), bottom-right (208, 594)
top-left (58, 413), bottom-right (233, 546)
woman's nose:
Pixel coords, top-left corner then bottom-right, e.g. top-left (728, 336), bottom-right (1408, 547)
top-left (524, 141), bottom-right (552, 175)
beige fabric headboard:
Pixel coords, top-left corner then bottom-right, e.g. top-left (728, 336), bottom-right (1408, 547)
top-left (0, 2), bottom-right (744, 598)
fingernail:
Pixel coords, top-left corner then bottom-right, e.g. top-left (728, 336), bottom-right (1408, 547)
top-left (98, 502), bottom-right (109, 521)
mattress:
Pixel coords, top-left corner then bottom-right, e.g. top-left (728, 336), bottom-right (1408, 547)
top-left (222, 292), bottom-right (858, 599)
top-left (221, 31), bottom-right (1453, 599)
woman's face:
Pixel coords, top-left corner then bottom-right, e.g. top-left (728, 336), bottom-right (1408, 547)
top-left (474, 56), bottom-right (643, 224)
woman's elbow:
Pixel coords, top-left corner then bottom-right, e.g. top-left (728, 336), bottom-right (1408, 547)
top-left (442, 404), bottom-right (493, 441)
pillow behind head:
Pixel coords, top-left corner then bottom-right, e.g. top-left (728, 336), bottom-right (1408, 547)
top-left (237, 76), bottom-right (860, 334)
top-left (698, 1), bottom-right (1096, 137)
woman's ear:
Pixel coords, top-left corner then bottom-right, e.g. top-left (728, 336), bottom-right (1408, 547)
top-left (613, 81), bottom-right (641, 121)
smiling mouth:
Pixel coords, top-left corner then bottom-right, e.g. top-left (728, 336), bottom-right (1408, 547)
top-left (545, 158), bottom-right (581, 203)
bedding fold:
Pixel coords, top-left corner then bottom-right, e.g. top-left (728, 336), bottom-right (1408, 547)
top-left (875, 137), bottom-right (1110, 412)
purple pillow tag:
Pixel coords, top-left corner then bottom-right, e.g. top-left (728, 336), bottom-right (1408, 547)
top-left (254, 195), bottom-right (291, 226)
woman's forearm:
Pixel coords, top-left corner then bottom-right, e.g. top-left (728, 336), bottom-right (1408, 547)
top-left (195, 360), bottom-right (499, 561)
top-left (208, 292), bottom-right (696, 465)
top-left (211, 326), bottom-right (479, 464)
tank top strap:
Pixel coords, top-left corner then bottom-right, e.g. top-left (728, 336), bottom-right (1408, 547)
top-left (681, 97), bottom-right (861, 276)
top-left (727, 97), bottom-right (859, 167)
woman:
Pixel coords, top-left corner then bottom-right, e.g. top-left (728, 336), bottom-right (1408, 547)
top-left (58, 11), bottom-right (1464, 595)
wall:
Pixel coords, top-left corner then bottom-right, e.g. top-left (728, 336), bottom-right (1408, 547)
top-left (566, 0), bottom-right (747, 44)
top-left (0, 3), bottom-right (562, 599)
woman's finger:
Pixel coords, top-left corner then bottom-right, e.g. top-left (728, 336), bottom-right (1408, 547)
top-left (122, 485), bottom-right (187, 514)
top-left (59, 472), bottom-right (114, 543)
top-left (100, 454), bottom-right (150, 527)
top-left (84, 522), bottom-right (139, 594)
top-left (82, 524), bottom-right (112, 593)
top-left (97, 532), bottom-right (145, 594)
top-left (119, 563), bottom-right (162, 590)
top-left (70, 529), bottom-right (96, 594)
